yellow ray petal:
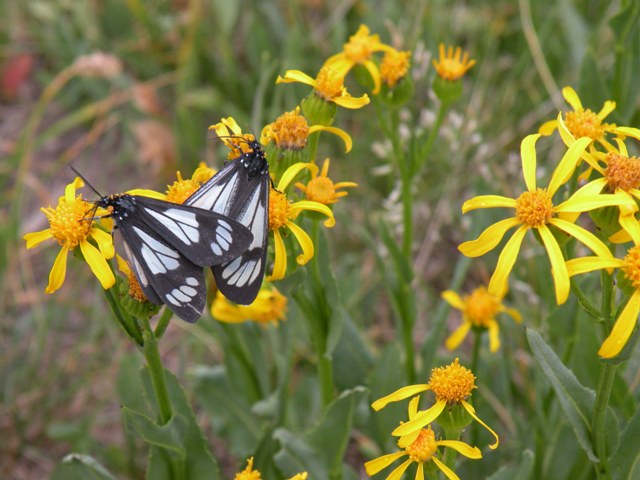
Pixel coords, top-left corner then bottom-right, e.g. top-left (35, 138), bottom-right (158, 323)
top-left (461, 400), bottom-right (499, 449)
top-left (549, 218), bottom-right (613, 259)
top-left (445, 321), bottom-right (472, 351)
top-left (126, 188), bottom-right (166, 200)
top-left (565, 256), bottom-right (624, 276)
top-left (598, 291), bottom-right (640, 358)
top-left (332, 93), bottom-right (370, 109)
top-left (267, 230), bottom-right (286, 281)
top-left (65, 177), bottom-right (84, 201)
top-left (363, 59), bottom-right (382, 94)
top-left (392, 400), bottom-right (447, 436)
top-left (548, 136), bottom-right (591, 196)
top-left (488, 225), bottom-right (528, 298)
top-left (371, 384), bottom-right (430, 410)
top-left (555, 192), bottom-right (635, 213)
top-left (557, 112), bottom-right (577, 148)
top-left (538, 224), bottom-right (570, 304)
top-left (487, 320), bottom-right (500, 352)
top-left (567, 178), bottom-right (607, 199)
top-left (308, 125), bottom-right (353, 153)
top-left (290, 200), bottom-right (335, 227)
top-left (597, 100), bottom-right (616, 121)
top-left (24, 228), bottom-right (53, 249)
top-left (521, 134), bottom-right (541, 192)
top-left (91, 227), bottom-right (115, 259)
top-left (562, 86), bottom-right (582, 110)
top-left (276, 69), bottom-right (316, 87)
top-left (437, 439), bottom-right (483, 459)
top-left (45, 246), bottom-right (69, 294)
top-left (432, 456), bottom-right (462, 480)
top-left (461, 195), bottom-right (516, 213)
top-left (80, 240), bottom-right (116, 289)
top-left (441, 290), bottom-right (465, 310)
top-left (386, 459), bottom-right (413, 480)
top-left (615, 126), bottom-right (640, 142)
top-left (277, 163), bottom-right (318, 191)
top-left (502, 307), bottom-right (522, 323)
top-left (458, 217), bottom-right (521, 257)
top-left (619, 214), bottom-right (640, 245)
top-left (363, 452), bottom-right (408, 476)
top-left (538, 119), bottom-right (558, 136)
top-left (286, 220), bottom-right (314, 265)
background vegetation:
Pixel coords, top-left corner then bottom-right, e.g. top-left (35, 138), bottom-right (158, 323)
top-left (2, 0), bottom-right (639, 479)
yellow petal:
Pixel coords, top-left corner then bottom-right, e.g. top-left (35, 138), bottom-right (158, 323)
top-left (458, 217), bottom-right (520, 257)
top-left (461, 195), bottom-right (516, 213)
top-left (598, 291), bottom-right (640, 358)
top-left (538, 224), bottom-right (570, 304)
top-left (407, 396), bottom-right (421, 418)
top-left (619, 214), bottom-right (640, 245)
top-left (80, 240), bottom-right (116, 289)
top-left (538, 119), bottom-right (558, 136)
top-left (116, 253), bottom-right (132, 276)
top-left (562, 86), bottom-right (582, 110)
top-left (363, 452), bottom-right (408, 476)
top-left (445, 322), bottom-right (472, 351)
top-left (392, 400), bottom-right (447, 436)
top-left (609, 227), bottom-right (632, 244)
top-left (286, 220), bottom-right (314, 265)
top-left (548, 136), bottom-right (591, 196)
top-left (566, 256), bottom-right (624, 277)
top-left (503, 307), bottom-right (523, 323)
top-left (371, 384), bottom-right (430, 410)
top-left (597, 100), bottom-right (616, 121)
top-left (521, 134), bottom-right (541, 192)
top-left (363, 59), bottom-right (382, 94)
top-left (564, 178), bottom-right (606, 200)
top-left (308, 125), bottom-right (353, 153)
top-left (488, 225), bottom-right (528, 298)
top-left (126, 188), bottom-right (166, 200)
top-left (45, 247), bottom-right (69, 294)
top-left (615, 126), bottom-right (640, 142)
top-left (91, 227), bottom-right (115, 259)
top-left (385, 459), bottom-right (413, 480)
top-left (332, 92), bottom-right (370, 109)
top-left (441, 290), bottom-right (465, 310)
top-left (461, 400), bottom-right (499, 449)
top-left (487, 320), bottom-right (500, 352)
top-left (277, 162), bottom-right (318, 191)
top-left (549, 218), bottom-right (613, 259)
top-left (290, 200), bottom-right (336, 227)
top-left (267, 229), bottom-right (287, 281)
top-left (557, 112), bottom-right (577, 147)
top-left (24, 228), bottom-right (53, 249)
top-left (432, 456), bottom-right (462, 480)
top-left (65, 177), bottom-right (84, 202)
top-left (437, 439), bottom-right (483, 459)
top-left (555, 193), bottom-right (636, 213)
top-left (415, 462), bottom-right (425, 480)
top-left (276, 69), bottom-right (316, 87)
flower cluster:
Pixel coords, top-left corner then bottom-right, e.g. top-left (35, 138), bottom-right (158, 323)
top-left (459, 86), bottom-right (640, 358)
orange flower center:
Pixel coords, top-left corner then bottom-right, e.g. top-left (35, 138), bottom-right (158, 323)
top-left (380, 49), bottom-right (411, 87)
top-left (622, 246), bottom-right (640, 290)
top-left (405, 426), bottom-right (437, 462)
top-left (515, 189), bottom-right (553, 227)
top-left (315, 65), bottom-right (345, 101)
top-left (604, 152), bottom-right (640, 192)
top-left (125, 269), bottom-right (147, 302)
top-left (43, 195), bottom-right (92, 249)
top-left (563, 109), bottom-right (606, 141)
top-left (267, 110), bottom-right (309, 150)
top-left (268, 190), bottom-right (293, 230)
top-left (165, 173), bottom-right (199, 204)
top-left (304, 176), bottom-right (337, 205)
top-left (433, 45), bottom-right (475, 81)
top-left (428, 358), bottom-right (476, 403)
top-left (464, 287), bottom-right (500, 327)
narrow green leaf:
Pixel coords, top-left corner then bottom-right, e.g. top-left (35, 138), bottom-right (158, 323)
top-left (611, 405), bottom-right (640, 480)
top-left (52, 454), bottom-right (118, 480)
top-left (121, 407), bottom-right (187, 456)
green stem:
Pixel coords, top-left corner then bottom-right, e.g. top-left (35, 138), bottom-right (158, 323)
top-left (570, 280), bottom-right (603, 321)
top-left (103, 288), bottom-right (143, 346)
top-left (416, 100), bottom-right (449, 176)
top-left (400, 291), bottom-right (416, 383)
top-left (141, 317), bottom-right (173, 425)
top-left (154, 308), bottom-right (173, 339)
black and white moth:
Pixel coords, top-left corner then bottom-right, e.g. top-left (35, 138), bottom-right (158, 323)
top-left (185, 139), bottom-right (270, 305)
top-left (75, 169), bottom-right (254, 323)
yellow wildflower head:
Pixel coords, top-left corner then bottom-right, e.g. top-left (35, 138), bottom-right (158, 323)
top-left (116, 254), bottom-right (147, 302)
top-left (427, 358), bottom-right (476, 404)
top-left (164, 163), bottom-right (216, 204)
top-left (622, 245), bottom-right (640, 290)
top-left (604, 152), bottom-right (640, 192)
top-left (211, 285), bottom-right (287, 325)
top-left (515, 188), bottom-right (554, 227)
top-left (404, 424), bottom-right (438, 462)
top-left (208, 117), bottom-right (257, 159)
top-left (295, 158), bottom-right (357, 205)
top-left (23, 177), bottom-right (115, 293)
top-left (341, 24), bottom-right (385, 64)
top-left (432, 43), bottom-right (475, 81)
top-left (380, 49), bottom-right (411, 87)
top-left (234, 457), bottom-right (261, 480)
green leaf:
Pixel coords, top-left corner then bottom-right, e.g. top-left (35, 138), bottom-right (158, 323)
top-left (526, 329), bottom-right (618, 463)
top-left (273, 387), bottom-right (368, 479)
top-left (51, 454), bottom-right (118, 480)
top-left (611, 405), bottom-right (640, 480)
top-left (122, 407), bottom-right (187, 455)
top-left (486, 449), bottom-right (535, 480)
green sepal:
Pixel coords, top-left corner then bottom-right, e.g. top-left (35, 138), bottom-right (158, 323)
top-left (302, 91), bottom-right (337, 126)
top-left (376, 76), bottom-right (414, 107)
top-left (436, 402), bottom-right (473, 432)
top-left (117, 278), bottom-right (161, 321)
top-left (433, 75), bottom-right (462, 103)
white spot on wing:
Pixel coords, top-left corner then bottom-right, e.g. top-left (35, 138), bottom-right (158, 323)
top-left (186, 277), bottom-right (199, 286)
top-left (146, 208), bottom-right (200, 244)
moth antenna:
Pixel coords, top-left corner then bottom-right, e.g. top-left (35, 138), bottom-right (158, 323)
top-left (68, 164), bottom-right (104, 199)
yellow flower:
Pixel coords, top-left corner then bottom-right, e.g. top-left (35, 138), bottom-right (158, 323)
top-left (442, 286), bottom-right (522, 353)
top-left (209, 116), bottom-right (257, 159)
top-left (233, 457), bottom-right (306, 480)
top-left (164, 163), bottom-right (216, 204)
top-left (458, 134), bottom-right (632, 304)
top-left (372, 358), bottom-right (499, 450)
top-left (325, 24), bottom-right (396, 94)
top-left (211, 284), bottom-right (287, 325)
top-left (380, 48), bottom-right (412, 87)
top-left (567, 215), bottom-right (640, 358)
top-left (432, 44), bottom-right (475, 81)
top-left (539, 86), bottom-right (620, 151)
top-left (365, 397), bottom-right (482, 480)
top-left (261, 106), bottom-right (352, 153)
top-left (116, 254), bottom-right (147, 303)
top-left (295, 158), bottom-right (357, 205)
top-left (268, 163), bottom-right (335, 281)
top-left (276, 64), bottom-right (370, 109)
top-left (23, 177), bottom-right (115, 293)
